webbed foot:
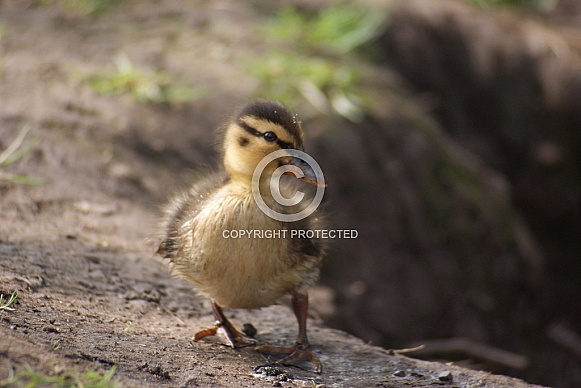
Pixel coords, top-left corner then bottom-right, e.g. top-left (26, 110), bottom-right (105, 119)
top-left (257, 343), bottom-right (322, 373)
top-left (194, 302), bottom-right (256, 348)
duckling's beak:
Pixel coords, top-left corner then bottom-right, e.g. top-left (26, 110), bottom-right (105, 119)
top-left (286, 156), bottom-right (327, 188)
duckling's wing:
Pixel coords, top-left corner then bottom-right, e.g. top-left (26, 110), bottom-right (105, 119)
top-left (157, 171), bottom-right (227, 260)
top-left (288, 213), bottom-right (327, 259)
top-left (274, 177), bottom-right (327, 259)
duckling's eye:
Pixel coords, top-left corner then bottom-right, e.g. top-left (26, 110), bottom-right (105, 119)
top-left (263, 131), bottom-right (278, 142)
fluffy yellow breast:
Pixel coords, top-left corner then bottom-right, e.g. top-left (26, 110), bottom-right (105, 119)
top-left (169, 182), bottom-right (319, 309)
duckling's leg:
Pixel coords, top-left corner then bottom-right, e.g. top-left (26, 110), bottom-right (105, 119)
top-left (256, 292), bottom-right (322, 373)
top-left (194, 301), bottom-right (256, 348)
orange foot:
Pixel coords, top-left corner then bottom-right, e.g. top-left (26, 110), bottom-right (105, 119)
top-left (194, 302), bottom-right (256, 348)
top-left (194, 324), bottom-right (256, 348)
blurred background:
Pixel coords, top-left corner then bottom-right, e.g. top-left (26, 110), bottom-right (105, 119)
top-left (1, 0), bottom-right (580, 386)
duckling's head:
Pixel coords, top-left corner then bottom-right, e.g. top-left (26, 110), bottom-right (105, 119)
top-left (222, 100), bottom-right (317, 185)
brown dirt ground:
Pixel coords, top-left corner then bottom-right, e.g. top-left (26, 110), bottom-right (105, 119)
top-left (0, 1), bottom-right (550, 387)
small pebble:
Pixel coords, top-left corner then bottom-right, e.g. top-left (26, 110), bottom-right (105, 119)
top-left (438, 370), bottom-right (453, 382)
top-left (394, 370), bottom-right (406, 377)
top-left (243, 323), bottom-right (257, 338)
top-left (253, 365), bottom-right (285, 377)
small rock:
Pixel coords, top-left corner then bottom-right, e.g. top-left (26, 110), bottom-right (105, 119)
top-left (252, 365), bottom-right (295, 384)
top-left (253, 365), bottom-right (285, 377)
top-left (438, 370), bottom-right (453, 382)
top-left (394, 370), bottom-right (406, 377)
top-left (243, 322), bottom-right (257, 338)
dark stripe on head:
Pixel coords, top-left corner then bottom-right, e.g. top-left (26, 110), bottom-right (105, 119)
top-left (238, 120), bottom-right (295, 150)
top-left (236, 100), bottom-right (304, 147)
top-left (238, 120), bottom-right (262, 137)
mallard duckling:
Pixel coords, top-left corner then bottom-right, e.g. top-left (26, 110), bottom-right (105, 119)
top-left (157, 100), bottom-right (326, 373)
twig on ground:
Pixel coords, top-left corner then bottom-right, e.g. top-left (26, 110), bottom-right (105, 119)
top-left (408, 337), bottom-right (529, 370)
top-left (383, 344), bottom-right (426, 355)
